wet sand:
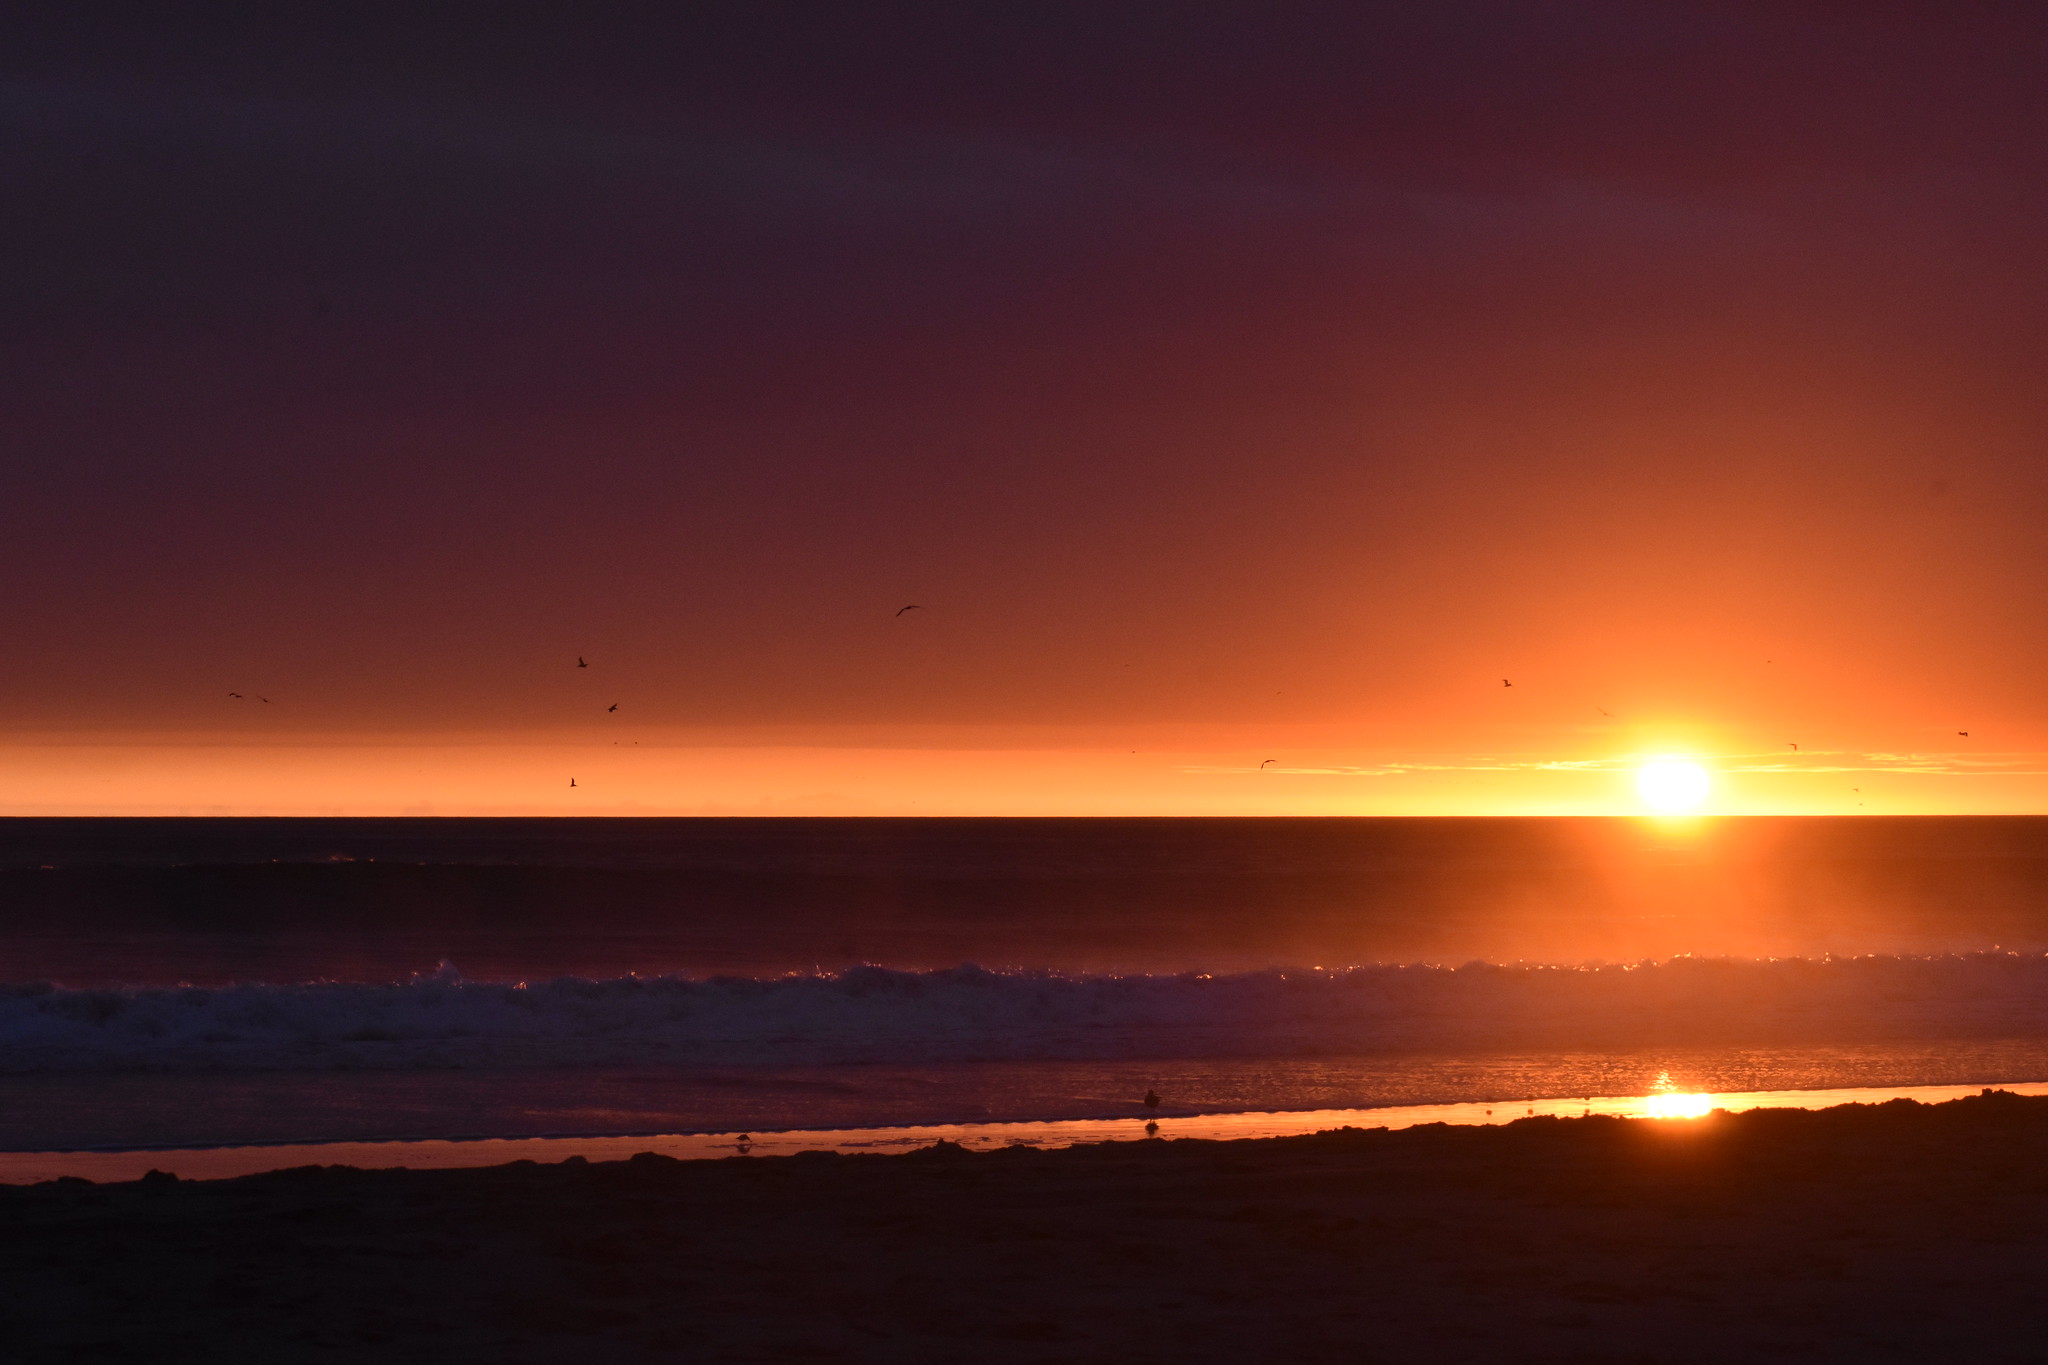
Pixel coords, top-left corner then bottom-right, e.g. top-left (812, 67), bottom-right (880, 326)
top-left (4, 1091), bottom-right (2046, 1362)
top-left (14, 1078), bottom-right (2048, 1185)
top-left (11, 1043), bottom-right (2048, 1153)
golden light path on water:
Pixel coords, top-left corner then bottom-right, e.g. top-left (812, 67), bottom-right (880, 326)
top-left (4, 1080), bottom-right (2046, 1185)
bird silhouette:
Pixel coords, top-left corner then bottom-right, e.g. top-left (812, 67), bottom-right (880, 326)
top-left (895, 604), bottom-right (921, 617)
top-left (1260, 759), bottom-right (1277, 768)
top-left (1596, 706), bottom-right (1611, 716)
top-left (1142, 1090), bottom-right (1160, 1109)
top-left (258, 696), bottom-right (271, 703)
top-left (576, 657), bottom-right (587, 668)
top-left (227, 692), bottom-right (242, 699)
top-left (608, 703), bottom-right (619, 713)
top-left (569, 778), bottom-right (577, 788)
top-left (1959, 731), bottom-right (1970, 737)
top-left (1502, 679), bottom-right (1512, 687)
top-left (1788, 742), bottom-right (1798, 751)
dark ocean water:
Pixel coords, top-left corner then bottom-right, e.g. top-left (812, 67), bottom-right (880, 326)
top-left (3, 817), bottom-right (2047, 1150)
top-left (6, 815), bottom-right (2048, 982)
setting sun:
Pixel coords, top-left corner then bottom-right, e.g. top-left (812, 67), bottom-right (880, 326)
top-left (1637, 759), bottom-right (1711, 814)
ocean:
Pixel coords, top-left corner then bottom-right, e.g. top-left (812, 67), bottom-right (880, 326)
top-left (4, 816), bottom-right (2047, 1152)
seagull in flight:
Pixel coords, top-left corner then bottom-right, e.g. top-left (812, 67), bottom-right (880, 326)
top-left (1502, 679), bottom-right (1512, 688)
top-left (227, 692), bottom-right (243, 699)
top-left (576, 657), bottom-right (587, 668)
top-left (1260, 759), bottom-right (1277, 768)
top-left (895, 604), bottom-right (922, 617)
top-left (569, 778), bottom-right (577, 788)
top-left (1958, 731), bottom-right (1970, 737)
top-left (1788, 742), bottom-right (1798, 751)
top-left (1596, 706), bottom-right (1611, 716)
top-left (608, 703), bottom-right (619, 713)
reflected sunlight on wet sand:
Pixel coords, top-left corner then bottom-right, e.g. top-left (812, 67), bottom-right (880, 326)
top-left (10, 1078), bottom-right (2046, 1185)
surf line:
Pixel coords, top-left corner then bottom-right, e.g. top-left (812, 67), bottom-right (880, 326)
top-left (6, 1080), bottom-right (2047, 1186)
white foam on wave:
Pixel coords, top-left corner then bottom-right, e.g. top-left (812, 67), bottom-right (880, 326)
top-left (3, 955), bottom-right (2046, 1073)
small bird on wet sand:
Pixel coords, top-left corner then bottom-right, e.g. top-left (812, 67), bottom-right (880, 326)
top-left (895, 604), bottom-right (921, 617)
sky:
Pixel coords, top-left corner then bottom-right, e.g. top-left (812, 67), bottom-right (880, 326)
top-left (7, 2), bottom-right (2048, 815)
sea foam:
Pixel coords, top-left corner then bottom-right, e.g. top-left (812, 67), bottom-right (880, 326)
top-left (1, 954), bottom-right (2045, 1072)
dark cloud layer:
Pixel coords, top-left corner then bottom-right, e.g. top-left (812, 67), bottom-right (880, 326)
top-left (4, 3), bottom-right (2047, 744)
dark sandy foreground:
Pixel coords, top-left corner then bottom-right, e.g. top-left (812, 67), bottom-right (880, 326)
top-left (5, 1093), bottom-right (2047, 1363)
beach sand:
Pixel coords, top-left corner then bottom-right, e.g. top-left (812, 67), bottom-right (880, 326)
top-left (4, 1091), bottom-right (2046, 1362)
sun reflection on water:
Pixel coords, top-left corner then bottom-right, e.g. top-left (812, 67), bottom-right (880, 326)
top-left (1643, 1069), bottom-right (1714, 1119)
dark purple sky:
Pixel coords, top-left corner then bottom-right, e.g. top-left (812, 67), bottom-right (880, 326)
top-left (7, 3), bottom-right (2048, 811)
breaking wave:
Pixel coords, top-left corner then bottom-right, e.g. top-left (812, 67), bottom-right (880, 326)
top-left (3, 954), bottom-right (2047, 1073)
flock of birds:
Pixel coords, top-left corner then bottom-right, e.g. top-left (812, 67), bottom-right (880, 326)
top-left (224, 609), bottom-right (1978, 799)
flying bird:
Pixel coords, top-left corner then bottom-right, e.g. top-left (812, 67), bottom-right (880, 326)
top-left (1788, 742), bottom-right (1798, 751)
top-left (258, 697), bottom-right (271, 703)
top-left (227, 692), bottom-right (242, 699)
top-left (1502, 679), bottom-right (1512, 687)
top-left (1596, 706), bottom-right (1611, 716)
top-left (569, 778), bottom-right (577, 788)
top-left (608, 703), bottom-right (619, 712)
top-left (895, 604), bottom-right (921, 617)
top-left (1260, 759), bottom-right (1277, 768)
top-left (1959, 731), bottom-right (1970, 737)
top-left (576, 657), bottom-right (587, 668)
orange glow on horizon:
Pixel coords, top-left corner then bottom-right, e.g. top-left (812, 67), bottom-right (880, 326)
top-left (4, 724), bottom-right (2048, 816)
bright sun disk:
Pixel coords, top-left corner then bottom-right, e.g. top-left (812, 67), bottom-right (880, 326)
top-left (1636, 758), bottom-right (1710, 813)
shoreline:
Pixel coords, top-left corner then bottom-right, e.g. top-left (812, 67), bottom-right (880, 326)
top-left (9, 1076), bottom-right (2047, 1184)
top-left (6, 1090), bottom-right (2047, 1361)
